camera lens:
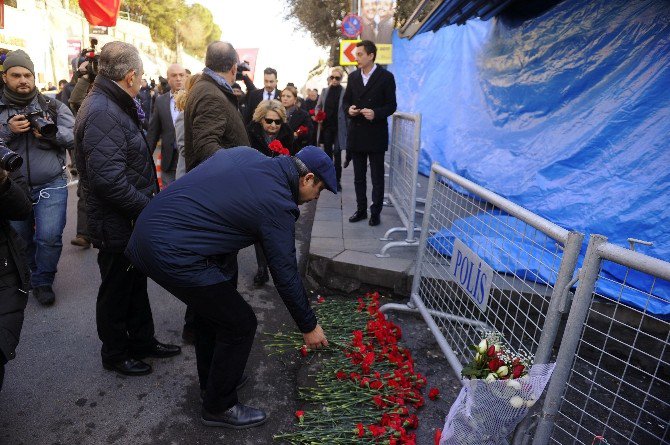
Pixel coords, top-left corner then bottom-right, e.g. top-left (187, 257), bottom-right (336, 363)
top-left (28, 115), bottom-right (58, 139)
top-left (0, 145), bottom-right (23, 172)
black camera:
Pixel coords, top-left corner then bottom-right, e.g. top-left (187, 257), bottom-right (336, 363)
top-left (0, 140), bottom-right (22, 172)
top-left (235, 61), bottom-right (250, 81)
top-left (8, 106), bottom-right (58, 139)
top-left (76, 38), bottom-right (99, 82)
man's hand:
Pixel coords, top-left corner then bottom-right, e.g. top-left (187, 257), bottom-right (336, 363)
top-left (32, 128), bottom-right (43, 139)
top-left (348, 105), bottom-right (361, 117)
top-left (303, 324), bottom-right (328, 350)
top-left (361, 108), bottom-right (375, 121)
top-left (8, 115), bottom-right (31, 134)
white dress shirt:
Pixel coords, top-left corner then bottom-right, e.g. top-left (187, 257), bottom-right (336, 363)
top-left (169, 94), bottom-right (179, 124)
top-left (361, 64), bottom-right (378, 87)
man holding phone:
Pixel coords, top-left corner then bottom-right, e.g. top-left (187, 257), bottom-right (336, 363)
top-left (342, 40), bottom-right (397, 226)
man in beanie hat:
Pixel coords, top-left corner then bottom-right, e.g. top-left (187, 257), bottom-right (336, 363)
top-left (0, 49), bottom-right (75, 306)
top-left (125, 145), bottom-right (334, 429)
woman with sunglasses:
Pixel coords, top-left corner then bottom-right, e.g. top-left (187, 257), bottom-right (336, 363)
top-left (247, 99), bottom-right (295, 159)
top-left (246, 99), bottom-right (295, 287)
top-left (280, 86), bottom-right (313, 153)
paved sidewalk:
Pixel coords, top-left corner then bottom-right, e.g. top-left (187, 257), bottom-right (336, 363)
top-left (307, 161), bottom-right (424, 296)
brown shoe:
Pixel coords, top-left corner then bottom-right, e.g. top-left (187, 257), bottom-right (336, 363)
top-left (70, 235), bottom-right (91, 248)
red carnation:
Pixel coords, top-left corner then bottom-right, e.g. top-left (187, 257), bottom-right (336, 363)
top-left (317, 295), bottom-right (325, 304)
top-left (295, 410), bottom-right (304, 419)
top-left (268, 139), bottom-right (289, 156)
top-left (309, 109), bottom-right (315, 116)
top-left (355, 422), bottom-right (365, 438)
top-left (512, 364), bottom-right (525, 379)
top-left (299, 345), bottom-right (308, 357)
top-left (314, 110), bottom-right (326, 122)
top-left (297, 125), bottom-right (309, 136)
top-left (488, 358), bottom-right (504, 371)
top-left (428, 387), bottom-right (440, 400)
top-left (434, 428), bottom-right (443, 445)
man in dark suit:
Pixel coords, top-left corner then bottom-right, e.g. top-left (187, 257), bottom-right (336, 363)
top-left (343, 40), bottom-right (397, 226)
top-left (243, 67), bottom-right (278, 124)
top-left (147, 63), bottom-right (186, 187)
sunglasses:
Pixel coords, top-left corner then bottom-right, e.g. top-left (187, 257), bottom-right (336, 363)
top-left (264, 118), bottom-right (282, 125)
top-left (329, 76), bottom-right (342, 80)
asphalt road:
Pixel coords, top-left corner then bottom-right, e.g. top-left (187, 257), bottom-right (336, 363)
top-left (0, 181), bottom-right (456, 445)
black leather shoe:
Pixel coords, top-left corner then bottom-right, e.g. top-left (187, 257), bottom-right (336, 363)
top-left (200, 375), bottom-right (250, 400)
top-left (349, 211), bottom-right (368, 223)
top-left (33, 285), bottom-right (55, 306)
top-left (201, 403), bottom-right (267, 429)
top-left (253, 269), bottom-right (269, 287)
top-left (369, 214), bottom-right (381, 226)
top-left (132, 342), bottom-right (182, 359)
top-left (103, 358), bottom-right (152, 376)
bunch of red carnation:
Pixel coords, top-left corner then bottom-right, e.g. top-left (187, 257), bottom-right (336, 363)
top-left (296, 125), bottom-right (309, 136)
top-left (268, 139), bottom-right (290, 156)
top-left (314, 110), bottom-right (327, 122)
top-left (274, 292), bottom-right (443, 445)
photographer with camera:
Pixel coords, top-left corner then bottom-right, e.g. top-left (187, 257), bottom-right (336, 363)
top-left (0, 50), bottom-right (75, 306)
top-left (0, 141), bottom-right (32, 392)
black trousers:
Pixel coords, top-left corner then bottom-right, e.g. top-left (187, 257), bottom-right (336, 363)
top-left (0, 269), bottom-right (25, 393)
top-left (167, 277), bottom-right (256, 413)
top-left (352, 152), bottom-right (385, 216)
top-left (254, 242), bottom-right (267, 273)
top-left (96, 251), bottom-right (155, 363)
top-left (322, 126), bottom-right (342, 184)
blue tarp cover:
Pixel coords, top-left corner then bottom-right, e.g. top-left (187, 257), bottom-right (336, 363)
top-left (389, 0), bottom-right (670, 317)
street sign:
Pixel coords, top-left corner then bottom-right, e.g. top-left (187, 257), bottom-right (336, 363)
top-left (339, 39), bottom-right (359, 66)
top-left (341, 13), bottom-right (362, 38)
top-left (340, 40), bottom-right (393, 66)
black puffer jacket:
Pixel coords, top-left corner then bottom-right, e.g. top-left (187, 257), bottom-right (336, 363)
top-left (74, 76), bottom-right (158, 252)
top-left (0, 173), bottom-right (31, 362)
top-left (246, 121), bottom-right (295, 157)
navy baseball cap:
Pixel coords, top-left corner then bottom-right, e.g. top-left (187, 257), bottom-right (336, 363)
top-left (295, 146), bottom-right (338, 194)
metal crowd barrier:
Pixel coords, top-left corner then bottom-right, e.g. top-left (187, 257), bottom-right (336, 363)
top-left (532, 235), bottom-right (670, 445)
top-left (380, 162), bottom-right (583, 425)
top-left (377, 112), bottom-right (423, 258)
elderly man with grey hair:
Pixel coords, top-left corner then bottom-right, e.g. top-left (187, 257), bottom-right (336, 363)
top-left (183, 41), bottom-right (249, 172)
top-left (74, 41), bottom-right (181, 377)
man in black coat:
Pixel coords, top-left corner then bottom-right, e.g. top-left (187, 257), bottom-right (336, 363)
top-left (243, 67), bottom-right (279, 124)
top-left (75, 41), bottom-right (180, 377)
top-left (0, 163), bottom-right (31, 392)
top-left (147, 64), bottom-right (186, 187)
top-left (342, 40), bottom-right (397, 226)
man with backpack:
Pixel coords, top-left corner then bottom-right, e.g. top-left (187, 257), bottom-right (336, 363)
top-left (0, 50), bottom-right (75, 306)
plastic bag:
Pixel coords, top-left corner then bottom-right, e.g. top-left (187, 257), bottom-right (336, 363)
top-left (440, 363), bottom-right (555, 445)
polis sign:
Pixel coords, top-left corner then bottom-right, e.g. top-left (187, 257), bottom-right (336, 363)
top-left (449, 238), bottom-right (493, 312)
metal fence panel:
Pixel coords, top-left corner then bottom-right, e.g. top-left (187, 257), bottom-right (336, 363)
top-left (378, 112), bottom-right (422, 257)
top-left (406, 163), bottom-right (582, 374)
top-left (533, 236), bottom-right (670, 445)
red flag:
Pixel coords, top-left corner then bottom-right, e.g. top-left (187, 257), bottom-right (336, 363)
top-left (78, 0), bottom-right (121, 27)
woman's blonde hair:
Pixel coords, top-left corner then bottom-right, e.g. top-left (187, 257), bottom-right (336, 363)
top-left (174, 73), bottom-right (201, 111)
top-left (252, 99), bottom-right (287, 123)
top-left (330, 66), bottom-right (345, 78)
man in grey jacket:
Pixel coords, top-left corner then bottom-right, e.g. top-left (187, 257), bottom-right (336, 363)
top-left (0, 50), bottom-right (75, 305)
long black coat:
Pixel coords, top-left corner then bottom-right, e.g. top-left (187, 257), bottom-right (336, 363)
top-left (247, 121), bottom-right (296, 157)
top-left (74, 75), bottom-right (159, 252)
top-left (342, 65), bottom-right (397, 153)
top-left (286, 107), bottom-right (313, 152)
top-left (0, 174), bottom-right (31, 362)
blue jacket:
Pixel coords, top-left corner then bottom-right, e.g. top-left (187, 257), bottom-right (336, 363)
top-left (125, 147), bottom-right (317, 333)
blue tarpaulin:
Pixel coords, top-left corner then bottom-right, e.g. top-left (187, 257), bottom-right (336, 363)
top-left (389, 0), bottom-right (670, 317)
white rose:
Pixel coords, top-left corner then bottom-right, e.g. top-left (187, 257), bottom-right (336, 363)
top-left (506, 379), bottom-right (521, 390)
top-left (485, 373), bottom-right (497, 382)
top-left (510, 396), bottom-right (524, 408)
top-left (496, 366), bottom-right (509, 377)
top-left (478, 339), bottom-right (488, 354)
top-left (526, 399), bottom-right (536, 408)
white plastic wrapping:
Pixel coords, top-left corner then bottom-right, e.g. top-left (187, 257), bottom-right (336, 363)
top-left (440, 363), bottom-right (555, 445)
